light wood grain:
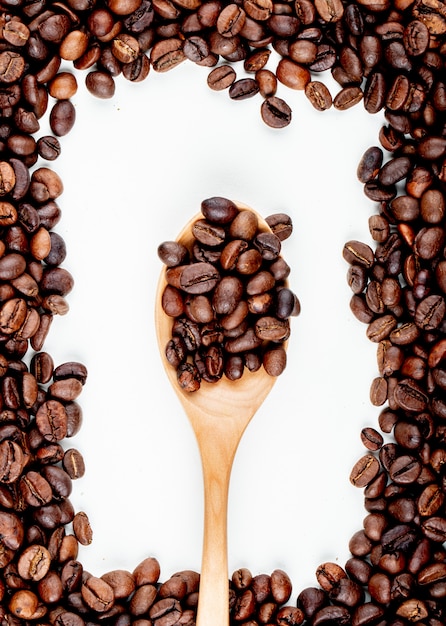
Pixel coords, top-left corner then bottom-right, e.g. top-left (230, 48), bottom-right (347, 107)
top-left (155, 203), bottom-right (281, 626)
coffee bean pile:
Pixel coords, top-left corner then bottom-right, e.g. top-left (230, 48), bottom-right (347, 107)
top-left (1, 0), bottom-right (446, 624)
top-left (158, 197), bottom-right (300, 391)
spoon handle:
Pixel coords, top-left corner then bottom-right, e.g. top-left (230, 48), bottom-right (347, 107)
top-left (195, 433), bottom-right (234, 626)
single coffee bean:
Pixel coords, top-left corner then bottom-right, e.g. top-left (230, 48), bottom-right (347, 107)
top-left (255, 316), bottom-right (289, 341)
top-left (378, 156), bottom-right (412, 186)
top-left (254, 231), bottom-right (281, 260)
top-left (0, 51), bottom-right (25, 83)
top-left (149, 597), bottom-right (182, 623)
top-left (394, 379), bottom-right (428, 412)
top-left (128, 582), bottom-right (158, 615)
top-left (73, 511), bottom-right (93, 546)
top-left (350, 454), bottom-right (380, 488)
top-left (305, 80), bottom-right (332, 111)
top-left (85, 70), bottom-right (116, 98)
top-left (229, 77), bottom-right (259, 100)
top-left (360, 427), bottom-right (384, 451)
top-left (212, 276), bottom-right (243, 315)
top-left (357, 146), bottom-right (384, 183)
top-left (277, 58), bottom-right (310, 90)
top-left (0, 440), bottom-right (24, 483)
top-left (35, 400), bottom-right (68, 442)
top-left (17, 544), bottom-right (51, 581)
top-left (101, 569), bottom-right (136, 600)
top-left (389, 455), bottom-right (422, 484)
top-left (9, 589), bottom-right (40, 619)
top-left (217, 4), bottom-right (246, 37)
top-left (63, 448), bottom-right (86, 479)
top-left (150, 38), bottom-right (186, 71)
top-left (177, 362), bottom-right (201, 391)
top-left (81, 576), bottom-right (114, 612)
top-left (49, 100), bottom-right (76, 136)
top-left (260, 96), bottom-right (292, 128)
top-left (298, 586), bottom-right (327, 619)
top-left (263, 347), bottom-right (286, 376)
top-left (343, 240), bottom-right (374, 268)
top-left (207, 64), bottom-right (236, 90)
top-left (183, 36), bottom-right (210, 62)
top-left (201, 197), bottom-right (238, 224)
top-left (333, 85), bottom-right (363, 110)
top-left (180, 262), bottom-right (220, 294)
top-left (418, 484), bottom-right (444, 517)
top-left (192, 219), bottom-right (226, 246)
top-left (256, 69), bottom-right (277, 98)
top-left (415, 294), bottom-right (445, 330)
top-left (37, 135), bottom-right (62, 160)
top-left (20, 470), bottom-right (53, 506)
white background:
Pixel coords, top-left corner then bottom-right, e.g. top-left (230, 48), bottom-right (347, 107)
top-left (36, 57), bottom-right (389, 599)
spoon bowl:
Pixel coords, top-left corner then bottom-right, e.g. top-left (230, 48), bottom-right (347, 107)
top-left (155, 203), bottom-right (283, 626)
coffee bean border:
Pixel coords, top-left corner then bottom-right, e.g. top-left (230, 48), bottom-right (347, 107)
top-left (1, 0), bottom-right (446, 624)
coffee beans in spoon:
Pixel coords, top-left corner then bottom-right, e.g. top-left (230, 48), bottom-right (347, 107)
top-left (158, 197), bottom-right (300, 391)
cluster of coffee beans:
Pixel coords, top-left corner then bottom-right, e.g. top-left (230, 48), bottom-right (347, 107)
top-left (158, 197), bottom-right (299, 391)
top-left (2, 0), bottom-right (446, 137)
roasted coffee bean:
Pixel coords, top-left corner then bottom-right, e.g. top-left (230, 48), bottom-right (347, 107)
top-left (217, 4), bottom-right (246, 37)
top-left (253, 231), bottom-right (281, 260)
top-left (261, 96), bottom-right (292, 128)
top-left (17, 544), bottom-right (51, 581)
top-left (236, 249), bottom-right (263, 274)
top-left (255, 316), bottom-right (289, 341)
top-left (360, 427), bottom-right (383, 452)
top-left (53, 362), bottom-right (88, 385)
top-left (263, 346), bottom-right (286, 376)
top-left (229, 210), bottom-right (258, 241)
top-left (192, 219), bottom-right (226, 246)
top-left (415, 294), bottom-right (445, 330)
top-left (394, 379), bottom-right (428, 412)
top-left (85, 70), bottom-right (116, 98)
top-left (276, 58), bottom-right (310, 90)
top-left (350, 454), bottom-right (380, 488)
top-left (220, 239), bottom-right (248, 270)
top-left (378, 156), bottom-right (412, 186)
top-left (357, 146), bottom-right (383, 183)
top-left (81, 575), bottom-right (114, 612)
top-left (213, 276), bottom-right (243, 315)
top-left (0, 51), bottom-right (25, 83)
top-left (201, 196), bottom-right (238, 224)
top-left (150, 38), bottom-right (186, 71)
top-left (73, 511), bottom-right (93, 546)
top-left (179, 262), bottom-right (220, 294)
top-left (37, 135), bottom-right (62, 161)
top-left (20, 469), bottom-right (53, 506)
top-left (256, 69), bottom-right (277, 98)
top-left (62, 448), bottom-right (85, 479)
top-left (229, 77), bottom-right (259, 100)
top-left (35, 400), bottom-right (68, 442)
top-left (389, 455), bottom-right (422, 484)
top-left (177, 362), bottom-right (201, 391)
top-left (343, 240), bottom-right (374, 268)
top-left (161, 285), bottom-right (184, 317)
top-left (50, 100), bottom-right (76, 137)
top-left (157, 240), bottom-right (188, 267)
top-left (0, 439), bottom-right (24, 483)
top-left (207, 64), bottom-right (236, 90)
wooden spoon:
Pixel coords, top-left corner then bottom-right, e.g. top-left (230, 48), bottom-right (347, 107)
top-left (155, 203), bottom-right (284, 626)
